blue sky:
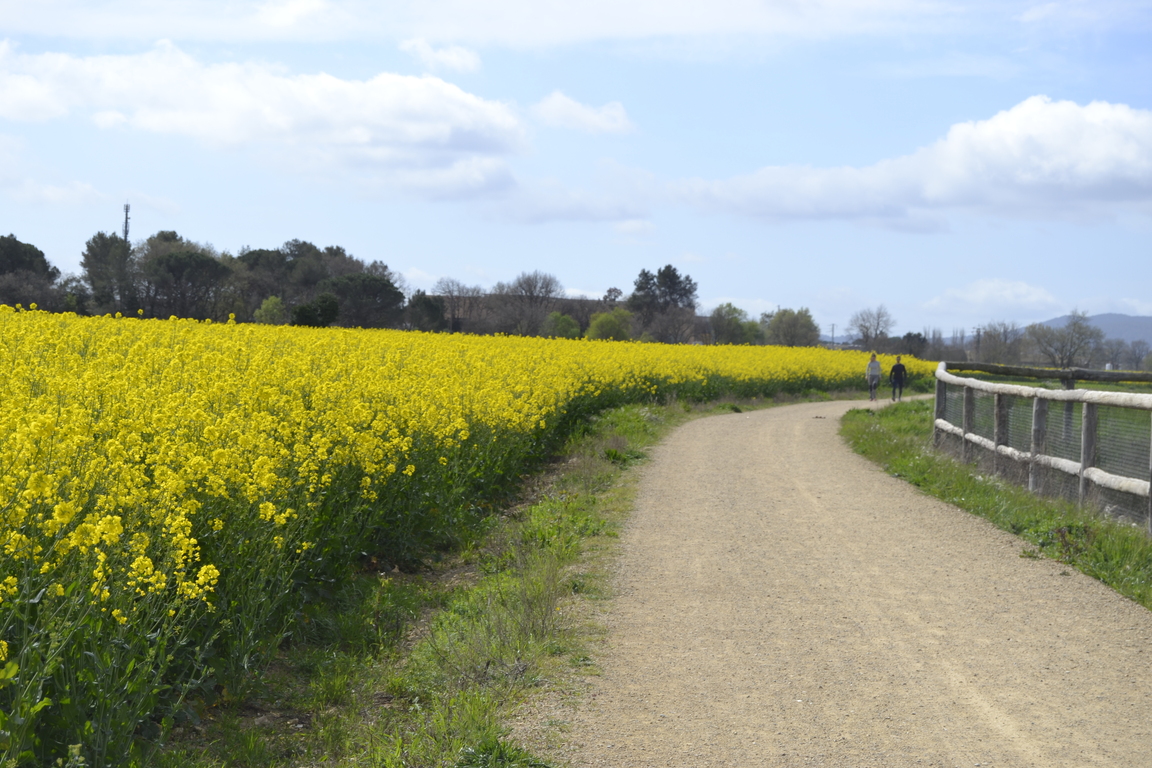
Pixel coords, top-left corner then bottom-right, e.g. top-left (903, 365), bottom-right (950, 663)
top-left (2, 0), bottom-right (1151, 337)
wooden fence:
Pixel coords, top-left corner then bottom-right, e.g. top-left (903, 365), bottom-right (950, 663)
top-left (933, 361), bottom-right (1152, 531)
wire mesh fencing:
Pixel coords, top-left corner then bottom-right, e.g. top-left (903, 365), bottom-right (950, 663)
top-left (933, 363), bottom-right (1152, 529)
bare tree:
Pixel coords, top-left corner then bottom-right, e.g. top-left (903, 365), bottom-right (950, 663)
top-left (1026, 311), bottom-right (1105, 368)
top-left (1099, 338), bottom-right (1128, 369)
top-left (977, 321), bottom-right (1025, 364)
top-left (491, 270), bottom-right (564, 335)
top-left (848, 305), bottom-right (894, 348)
top-left (922, 327), bottom-right (968, 362)
top-left (433, 277), bottom-right (485, 332)
top-left (1125, 340), bottom-right (1150, 371)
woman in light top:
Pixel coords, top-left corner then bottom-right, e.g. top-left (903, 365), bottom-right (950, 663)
top-left (865, 353), bottom-right (882, 401)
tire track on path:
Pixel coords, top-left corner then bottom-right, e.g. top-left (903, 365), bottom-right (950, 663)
top-left (543, 399), bottom-right (1152, 767)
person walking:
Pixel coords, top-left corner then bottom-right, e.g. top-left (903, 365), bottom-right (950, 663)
top-left (890, 355), bottom-right (907, 402)
top-left (865, 353), bottom-right (882, 401)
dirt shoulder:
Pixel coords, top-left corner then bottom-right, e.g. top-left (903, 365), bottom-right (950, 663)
top-left (515, 399), bottom-right (1152, 767)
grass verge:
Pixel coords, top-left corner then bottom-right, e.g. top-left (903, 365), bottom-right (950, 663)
top-left (841, 399), bottom-right (1152, 610)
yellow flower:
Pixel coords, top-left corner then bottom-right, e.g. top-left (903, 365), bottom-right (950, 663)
top-left (0, 576), bottom-right (16, 601)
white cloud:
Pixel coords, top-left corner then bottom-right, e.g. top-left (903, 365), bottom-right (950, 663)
top-left (0, 132), bottom-right (102, 204)
top-left (497, 178), bottom-right (646, 223)
top-left (923, 279), bottom-right (1060, 312)
top-left (0, 40), bottom-right (525, 197)
top-left (677, 96), bottom-right (1152, 225)
top-left (613, 219), bottom-right (654, 236)
top-left (9, 179), bottom-right (103, 205)
top-left (256, 0), bottom-right (329, 28)
top-left (1076, 296), bottom-right (1152, 316)
top-left (400, 39), bottom-right (481, 73)
top-left (1117, 299), bottom-right (1152, 316)
top-left (1016, 0), bottom-right (1152, 30)
top-left (0, 1), bottom-right (965, 46)
top-left (532, 91), bottom-right (634, 134)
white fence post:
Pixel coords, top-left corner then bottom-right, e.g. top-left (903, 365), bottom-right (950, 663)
top-left (962, 387), bottom-right (976, 463)
top-left (994, 393), bottom-right (1010, 475)
top-left (1079, 402), bottom-right (1098, 506)
top-left (934, 377), bottom-right (947, 448)
top-left (1029, 399), bottom-right (1047, 493)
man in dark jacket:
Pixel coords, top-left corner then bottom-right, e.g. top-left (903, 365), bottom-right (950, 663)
top-left (890, 356), bottom-right (907, 401)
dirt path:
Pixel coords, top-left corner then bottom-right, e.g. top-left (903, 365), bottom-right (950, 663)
top-left (529, 399), bottom-right (1152, 767)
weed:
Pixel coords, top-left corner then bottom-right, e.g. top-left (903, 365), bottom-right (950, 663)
top-left (456, 736), bottom-right (553, 767)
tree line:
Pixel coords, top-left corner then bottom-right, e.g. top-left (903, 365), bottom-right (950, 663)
top-left (0, 231), bottom-right (830, 346)
top-left (23, 227), bottom-right (1138, 365)
top-left (844, 304), bottom-right (1151, 371)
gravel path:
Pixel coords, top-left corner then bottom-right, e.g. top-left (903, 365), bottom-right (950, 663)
top-left (536, 399), bottom-right (1152, 767)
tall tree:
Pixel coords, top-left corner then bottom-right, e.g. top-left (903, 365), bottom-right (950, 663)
top-left (765, 308), bottom-right (821, 347)
top-left (710, 303), bottom-right (755, 345)
top-left (81, 231), bottom-right (136, 313)
top-left (849, 305), bottom-right (895, 348)
top-left (491, 270), bottom-right (564, 335)
top-left (0, 234), bottom-right (59, 280)
top-left (407, 290), bottom-right (447, 331)
top-left (627, 265), bottom-right (699, 342)
top-left (321, 272), bottom-right (404, 328)
top-left (0, 234), bottom-right (62, 309)
top-left (1125, 340), bottom-right (1150, 371)
top-left (1026, 311), bottom-right (1104, 368)
top-left (135, 231), bottom-right (231, 319)
top-left (433, 277), bottom-right (486, 333)
top-left (976, 321), bottom-right (1025, 364)
top-left (141, 250), bottom-right (232, 319)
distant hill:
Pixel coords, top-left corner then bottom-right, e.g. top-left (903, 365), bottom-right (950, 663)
top-left (1040, 313), bottom-right (1152, 345)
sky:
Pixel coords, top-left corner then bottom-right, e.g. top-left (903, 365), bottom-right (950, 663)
top-left (2, 0), bottom-right (1151, 338)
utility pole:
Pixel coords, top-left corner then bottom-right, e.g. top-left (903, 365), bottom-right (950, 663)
top-left (831, 323), bottom-right (836, 346)
top-left (122, 203), bottom-right (130, 243)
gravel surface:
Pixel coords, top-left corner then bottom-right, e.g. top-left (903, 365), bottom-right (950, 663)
top-left (519, 399), bottom-right (1152, 767)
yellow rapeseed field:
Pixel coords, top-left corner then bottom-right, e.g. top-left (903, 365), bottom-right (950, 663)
top-left (0, 307), bottom-right (931, 763)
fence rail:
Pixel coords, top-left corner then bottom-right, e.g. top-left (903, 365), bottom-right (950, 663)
top-left (933, 361), bottom-right (1152, 531)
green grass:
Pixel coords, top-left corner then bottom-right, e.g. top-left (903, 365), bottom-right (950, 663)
top-left (841, 400), bottom-right (1152, 610)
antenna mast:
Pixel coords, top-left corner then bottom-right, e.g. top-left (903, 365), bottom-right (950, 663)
top-left (122, 203), bottom-right (131, 242)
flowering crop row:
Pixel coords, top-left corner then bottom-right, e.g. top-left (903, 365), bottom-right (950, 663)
top-left (0, 307), bottom-right (932, 764)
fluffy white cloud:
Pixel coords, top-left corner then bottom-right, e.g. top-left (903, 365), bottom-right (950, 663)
top-left (400, 39), bottom-right (481, 73)
top-left (923, 279), bottom-right (1060, 312)
top-left (677, 96), bottom-right (1152, 224)
top-left (0, 40), bottom-right (524, 197)
top-left (532, 91), bottom-right (634, 134)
